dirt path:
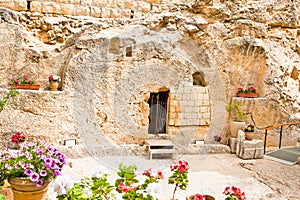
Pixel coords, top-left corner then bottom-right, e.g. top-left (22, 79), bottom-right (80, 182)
top-left (240, 158), bottom-right (300, 200)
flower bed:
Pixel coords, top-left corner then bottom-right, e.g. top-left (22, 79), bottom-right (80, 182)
top-left (53, 159), bottom-right (247, 200)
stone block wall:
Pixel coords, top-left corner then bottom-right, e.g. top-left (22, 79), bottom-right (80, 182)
top-left (169, 84), bottom-right (211, 127)
top-left (0, 0), bottom-right (193, 18)
top-left (168, 82), bottom-right (211, 143)
top-left (0, 0), bottom-right (27, 11)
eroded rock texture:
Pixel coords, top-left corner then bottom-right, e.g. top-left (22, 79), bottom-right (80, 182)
top-left (0, 0), bottom-right (300, 156)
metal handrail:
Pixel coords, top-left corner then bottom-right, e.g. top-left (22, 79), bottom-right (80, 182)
top-left (263, 122), bottom-right (300, 154)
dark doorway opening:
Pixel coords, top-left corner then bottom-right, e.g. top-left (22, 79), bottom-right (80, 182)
top-left (148, 91), bottom-right (169, 134)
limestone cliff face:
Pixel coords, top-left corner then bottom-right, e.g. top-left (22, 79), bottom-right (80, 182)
top-left (0, 0), bottom-right (299, 154)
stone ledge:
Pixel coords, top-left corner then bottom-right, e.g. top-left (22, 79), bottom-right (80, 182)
top-left (56, 144), bottom-right (147, 159)
top-left (185, 144), bottom-right (231, 154)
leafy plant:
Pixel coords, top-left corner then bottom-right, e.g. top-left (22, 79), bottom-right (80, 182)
top-left (237, 86), bottom-right (257, 93)
top-left (0, 194), bottom-right (4, 200)
top-left (11, 75), bottom-right (36, 85)
top-left (0, 88), bottom-right (19, 112)
top-left (168, 160), bottom-right (190, 200)
top-left (115, 163), bottom-right (163, 200)
top-left (56, 174), bottom-right (115, 200)
top-left (55, 163), bottom-right (163, 200)
top-left (226, 102), bottom-right (248, 122)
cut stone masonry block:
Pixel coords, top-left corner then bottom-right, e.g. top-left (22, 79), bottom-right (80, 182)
top-left (236, 130), bottom-right (263, 159)
top-left (230, 138), bottom-right (237, 153)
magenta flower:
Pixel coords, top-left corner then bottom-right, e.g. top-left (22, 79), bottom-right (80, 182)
top-left (37, 149), bottom-right (43, 155)
top-left (36, 180), bottom-right (44, 187)
top-left (24, 169), bottom-right (33, 176)
top-left (13, 164), bottom-right (19, 168)
top-left (55, 170), bottom-right (61, 176)
top-left (3, 156), bottom-right (9, 161)
top-left (5, 164), bottom-right (12, 170)
top-left (51, 163), bottom-right (57, 169)
top-left (30, 172), bottom-right (39, 182)
top-left (40, 170), bottom-right (47, 177)
top-left (44, 158), bottom-right (52, 165)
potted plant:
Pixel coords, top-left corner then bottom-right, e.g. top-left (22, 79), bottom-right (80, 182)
top-left (226, 102), bottom-right (248, 138)
top-left (11, 132), bottom-right (27, 149)
top-left (0, 140), bottom-right (67, 200)
top-left (236, 86), bottom-right (259, 98)
top-left (48, 75), bottom-right (61, 91)
top-left (244, 124), bottom-right (255, 140)
top-left (11, 75), bottom-right (40, 90)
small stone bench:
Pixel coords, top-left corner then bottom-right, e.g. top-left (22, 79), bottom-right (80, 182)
top-left (145, 140), bottom-right (178, 160)
top-left (236, 130), bottom-right (263, 159)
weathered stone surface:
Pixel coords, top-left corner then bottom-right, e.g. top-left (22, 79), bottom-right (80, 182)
top-left (41, 2), bottom-right (61, 14)
top-left (229, 137), bottom-right (237, 153)
top-left (0, 0), bottom-right (300, 154)
top-left (185, 144), bottom-right (231, 154)
top-left (0, 0), bottom-right (26, 11)
top-left (236, 130), bottom-right (264, 159)
top-left (30, 1), bottom-right (42, 13)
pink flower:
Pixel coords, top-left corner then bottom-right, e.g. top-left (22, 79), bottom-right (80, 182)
top-left (170, 164), bottom-right (178, 171)
top-left (177, 160), bottom-right (189, 173)
top-left (223, 186), bottom-right (230, 194)
top-left (223, 186), bottom-right (247, 200)
top-left (194, 194), bottom-right (206, 200)
top-left (118, 182), bottom-right (128, 193)
top-left (142, 168), bottom-right (151, 176)
top-left (49, 75), bottom-right (53, 81)
top-left (156, 171), bottom-right (164, 179)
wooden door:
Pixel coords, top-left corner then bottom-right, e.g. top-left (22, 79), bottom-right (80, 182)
top-left (148, 91), bottom-right (168, 134)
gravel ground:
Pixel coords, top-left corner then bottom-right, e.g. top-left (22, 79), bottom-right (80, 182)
top-left (45, 154), bottom-right (299, 200)
top-left (239, 158), bottom-right (300, 200)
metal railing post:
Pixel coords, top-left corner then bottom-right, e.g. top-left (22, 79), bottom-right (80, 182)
top-left (264, 129), bottom-right (268, 154)
top-left (279, 126), bottom-right (283, 149)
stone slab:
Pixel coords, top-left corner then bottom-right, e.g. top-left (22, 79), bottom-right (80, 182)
top-left (230, 137), bottom-right (237, 153)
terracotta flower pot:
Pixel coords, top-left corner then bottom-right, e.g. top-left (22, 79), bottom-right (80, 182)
top-left (245, 131), bottom-right (254, 140)
top-left (236, 92), bottom-right (259, 98)
top-left (8, 177), bottom-right (50, 200)
top-left (49, 81), bottom-right (59, 91)
top-left (14, 142), bottom-right (25, 150)
top-left (11, 84), bottom-right (40, 90)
